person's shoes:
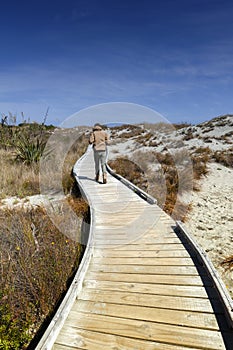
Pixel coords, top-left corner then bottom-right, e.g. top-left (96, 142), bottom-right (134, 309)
top-left (103, 173), bottom-right (107, 184)
top-left (95, 173), bottom-right (100, 182)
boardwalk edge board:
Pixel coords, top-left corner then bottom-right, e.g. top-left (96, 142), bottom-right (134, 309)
top-left (176, 220), bottom-right (233, 329)
top-left (35, 152), bottom-right (94, 350)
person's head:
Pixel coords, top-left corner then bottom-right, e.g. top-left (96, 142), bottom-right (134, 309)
top-left (93, 123), bottom-right (102, 131)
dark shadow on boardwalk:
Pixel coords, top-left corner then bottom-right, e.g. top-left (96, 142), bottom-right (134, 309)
top-left (78, 175), bottom-right (96, 182)
top-left (174, 226), bottom-right (233, 349)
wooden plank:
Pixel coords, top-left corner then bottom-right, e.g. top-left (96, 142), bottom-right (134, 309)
top-left (95, 216), bottom-right (145, 224)
top-left (92, 199), bottom-right (144, 206)
top-left (83, 279), bottom-right (211, 298)
top-left (54, 326), bottom-right (201, 350)
top-left (95, 243), bottom-right (185, 251)
top-left (94, 205), bottom-right (145, 212)
top-left (134, 236), bottom-right (182, 244)
top-left (53, 344), bottom-right (82, 350)
top-left (88, 263), bottom-right (200, 275)
top-left (94, 223), bottom-right (159, 234)
top-left (79, 288), bottom-right (221, 313)
top-left (134, 228), bottom-right (179, 237)
top-left (94, 230), bottom-right (180, 239)
top-left (96, 209), bottom-right (147, 217)
top-left (62, 312), bottom-right (226, 349)
top-left (92, 249), bottom-right (191, 258)
top-left (94, 235), bottom-right (180, 243)
top-left (92, 257), bottom-right (195, 266)
top-left (74, 299), bottom-right (222, 330)
top-left (95, 211), bottom-right (162, 220)
top-left (85, 271), bottom-right (210, 286)
top-left (93, 237), bottom-right (183, 246)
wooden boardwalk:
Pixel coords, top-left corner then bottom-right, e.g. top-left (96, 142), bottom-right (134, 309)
top-left (37, 147), bottom-right (233, 350)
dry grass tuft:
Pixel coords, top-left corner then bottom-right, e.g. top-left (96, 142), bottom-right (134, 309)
top-left (221, 255), bottom-right (233, 270)
top-left (66, 195), bottom-right (89, 219)
top-left (213, 149), bottom-right (233, 168)
top-left (136, 132), bottom-right (154, 146)
top-left (108, 157), bottom-right (148, 191)
top-left (0, 149), bottom-right (40, 199)
top-left (0, 129), bottom-right (89, 200)
top-left (191, 147), bottom-right (211, 180)
top-left (173, 122), bottom-right (192, 130)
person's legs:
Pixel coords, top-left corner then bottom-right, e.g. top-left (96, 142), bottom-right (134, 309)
top-left (93, 150), bottom-right (100, 181)
top-left (99, 151), bottom-right (107, 183)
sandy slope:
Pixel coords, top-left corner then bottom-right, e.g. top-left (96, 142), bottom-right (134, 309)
top-left (185, 162), bottom-right (233, 297)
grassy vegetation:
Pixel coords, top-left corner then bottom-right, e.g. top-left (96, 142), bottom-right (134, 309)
top-left (213, 148), bottom-right (233, 168)
top-left (0, 122), bottom-right (89, 349)
top-left (0, 123), bottom-right (53, 199)
top-left (173, 122), bottom-right (192, 130)
top-left (0, 123), bottom-right (54, 149)
top-left (150, 151), bottom-right (194, 220)
top-left (0, 206), bottom-right (86, 349)
top-left (0, 149), bottom-right (40, 199)
top-left (191, 147), bottom-right (211, 181)
top-left (0, 124), bottom-right (89, 199)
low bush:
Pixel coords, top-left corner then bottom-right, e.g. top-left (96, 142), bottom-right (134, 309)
top-left (110, 124), bottom-right (140, 132)
top-left (221, 255), bottom-right (233, 270)
top-left (120, 128), bottom-right (143, 139)
top-left (136, 132), bottom-right (154, 146)
top-left (183, 132), bottom-right (194, 141)
top-left (0, 205), bottom-right (86, 349)
top-left (173, 122), bottom-right (192, 130)
top-left (108, 157), bottom-right (148, 191)
top-left (158, 161), bottom-right (192, 219)
top-left (213, 149), bottom-right (233, 168)
top-left (190, 147), bottom-right (211, 180)
top-left (191, 155), bottom-right (209, 180)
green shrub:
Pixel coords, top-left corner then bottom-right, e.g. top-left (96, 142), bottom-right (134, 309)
top-left (0, 295), bottom-right (31, 350)
top-left (14, 137), bottom-right (46, 164)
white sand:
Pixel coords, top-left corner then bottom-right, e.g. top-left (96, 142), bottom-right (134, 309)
top-left (185, 162), bottom-right (233, 296)
top-left (0, 194), bottom-right (64, 210)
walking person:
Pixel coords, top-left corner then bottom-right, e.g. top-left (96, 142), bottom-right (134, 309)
top-left (89, 123), bottom-right (110, 184)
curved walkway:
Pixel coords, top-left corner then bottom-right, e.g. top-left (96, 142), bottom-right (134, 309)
top-left (40, 147), bottom-right (233, 349)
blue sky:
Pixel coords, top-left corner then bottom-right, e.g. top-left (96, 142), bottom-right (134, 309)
top-left (1, 0), bottom-right (233, 126)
